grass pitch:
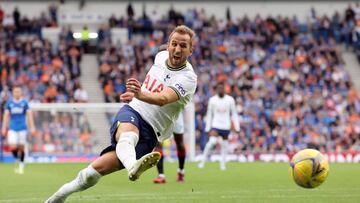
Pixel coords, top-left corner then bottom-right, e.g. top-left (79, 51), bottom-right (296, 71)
top-left (0, 162), bottom-right (359, 203)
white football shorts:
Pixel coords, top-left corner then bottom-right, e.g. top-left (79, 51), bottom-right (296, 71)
top-left (7, 130), bottom-right (27, 145)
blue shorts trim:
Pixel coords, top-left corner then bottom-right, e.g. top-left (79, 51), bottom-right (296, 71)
top-left (100, 105), bottom-right (157, 169)
top-left (212, 128), bottom-right (230, 138)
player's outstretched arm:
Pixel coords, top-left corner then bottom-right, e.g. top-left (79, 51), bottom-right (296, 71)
top-left (1, 111), bottom-right (9, 136)
top-left (126, 78), bottom-right (179, 106)
top-left (26, 110), bottom-right (36, 134)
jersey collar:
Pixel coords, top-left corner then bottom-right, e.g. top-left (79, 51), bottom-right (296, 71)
top-left (165, 59), bottom-right (187, 71)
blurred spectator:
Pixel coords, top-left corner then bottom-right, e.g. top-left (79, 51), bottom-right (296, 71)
top-left (48, 3), bottom-right (58, 23)
top-left (81, 26), bottom-right (90, 53)
top-left (74, 84), bottom-right (88, 102)
top-left (13, 7), bottom-right (20, 30)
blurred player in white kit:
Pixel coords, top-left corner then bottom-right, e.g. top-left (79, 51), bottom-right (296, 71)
top-left (198, 82), bottom-right (240, 170)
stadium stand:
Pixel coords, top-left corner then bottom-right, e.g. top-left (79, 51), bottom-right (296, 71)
top-left (1, 1), bottom-right (360, 157)
top-left (98, 5), bottom-right (360, 155)
top-left (0, 6), bottom-right (92, 154)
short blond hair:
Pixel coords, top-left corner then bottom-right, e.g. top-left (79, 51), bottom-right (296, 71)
top-left (168, 25), bottom-right (196, 48)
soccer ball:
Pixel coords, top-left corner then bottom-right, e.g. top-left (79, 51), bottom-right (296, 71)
top-left (289, 149), bottom-right (329, 188)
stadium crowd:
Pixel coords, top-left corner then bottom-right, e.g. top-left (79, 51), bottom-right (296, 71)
top-left (2, 3), bottom-right (360, 156)
top-left (0, 6), bottom-right (92, 154)
top-left (98, 3), bottom-right (360, 155)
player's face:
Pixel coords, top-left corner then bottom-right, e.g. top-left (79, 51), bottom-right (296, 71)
top-left (167, 32), bottom-right (192, 68)
top-left (217, 84), bottom-right (225, 97)
top-left (13, 87), bottom-right (22, 99)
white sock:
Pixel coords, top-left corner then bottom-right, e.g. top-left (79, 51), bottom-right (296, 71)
top-left (53, 165), bottom-right (102, 199)
top-left (19, 162), bottom-right (25, 170)
top-left (200, 136), bottom-right (217, 165)
top-left (220, 139), bottom-right (228, 168)
top-left (158, 173), bottom-right (165, 178)
top-left (116, 131), bottom-right (139, 171)
top-left (178, 168), bottom-right (185, 174)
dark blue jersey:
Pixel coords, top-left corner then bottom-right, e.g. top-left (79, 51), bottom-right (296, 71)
top-left (5, 99), bottom-right (29, 131)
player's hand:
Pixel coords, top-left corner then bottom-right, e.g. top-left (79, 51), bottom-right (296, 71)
top-left (120, 91), bottom-right (135, 103)
top-left (1, 129), bottom-right (7, 137)
top-left (126, 78), bottom-right (142, 96)
top-left (30, 128), bottom-right (36, 136)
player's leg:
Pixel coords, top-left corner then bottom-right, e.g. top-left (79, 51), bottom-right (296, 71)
top-left (16, 131), bottom-right (27, 174)
top-left (153, 142), bottom-right (166, 184)
top-left (46, 105), bottom-right (160, 203)
top-left (17, 144), bottom-right (25, 174)
top-left (198, 130), bottom-right (218, 168)
top-left (7, 130), bottom-right (19, 172)
top-left (46, 151), bottom-right (120, 203)
top-left (174, 132), bottom-right (186, 182)
top-left (219, 130), bottom-right (230, 171)
top-left (46, 122), bottom-right (141, 203)
top-left (114, 122), bottom-right (160, 181)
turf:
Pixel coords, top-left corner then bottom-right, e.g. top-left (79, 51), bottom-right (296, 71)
top-left (0, 162), bottom-right (359, 203)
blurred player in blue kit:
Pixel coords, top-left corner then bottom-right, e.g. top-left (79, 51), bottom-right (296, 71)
top-left (2, 85), bottom-right (35, 174)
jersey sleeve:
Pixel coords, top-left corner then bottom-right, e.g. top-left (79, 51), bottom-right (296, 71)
top-left (169, 73), bottom-right (197, 99)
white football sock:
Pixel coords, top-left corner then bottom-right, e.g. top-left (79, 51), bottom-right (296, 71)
top-left (220, 139), bottom-right (228, 170)
top-left (116, 131), bottom-right (139, 171)
top-left (50, 165), bottom-right (102, 200)
top-left (19, 162), bottom-right (25, 170)
top-left (199, 136), bottom-right (217, 166)
top-left (177, 168), bottom-right (185, 174)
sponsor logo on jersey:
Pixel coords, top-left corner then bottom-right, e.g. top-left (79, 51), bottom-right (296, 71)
top-left (11, 107), bottom-right (24, 114)
top-left (143, 75), bottom-right (164, 93)
top-left (175, 84), bottom-right (186, 95)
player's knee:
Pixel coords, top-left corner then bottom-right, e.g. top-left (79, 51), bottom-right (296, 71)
top-left (176, 142), bottom-right (185, 151)
top-left (175, 139), bottom-right (184, 148)
top-left (209, 136), bottom-right (217, 145)
top-left (209, 130), bottom-right (218, 137)
top-left (18, 145), bottom-right (25, 151)
top-left (117, 131), bottom-right (139, 146)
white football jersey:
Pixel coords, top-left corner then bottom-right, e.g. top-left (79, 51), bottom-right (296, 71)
top-left (205, 94), bottom-right (240, 132)
top-left (129, 51), bottom-right (197, 141)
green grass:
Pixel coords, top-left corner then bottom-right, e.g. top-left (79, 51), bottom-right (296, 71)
top-left (0, 162), bottom-right (359, 203)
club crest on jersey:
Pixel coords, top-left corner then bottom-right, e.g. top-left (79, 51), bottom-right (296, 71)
top-left (164, 74), bottom-right (171, 82)
top-left (143, 75), bottom-right (164, 93)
